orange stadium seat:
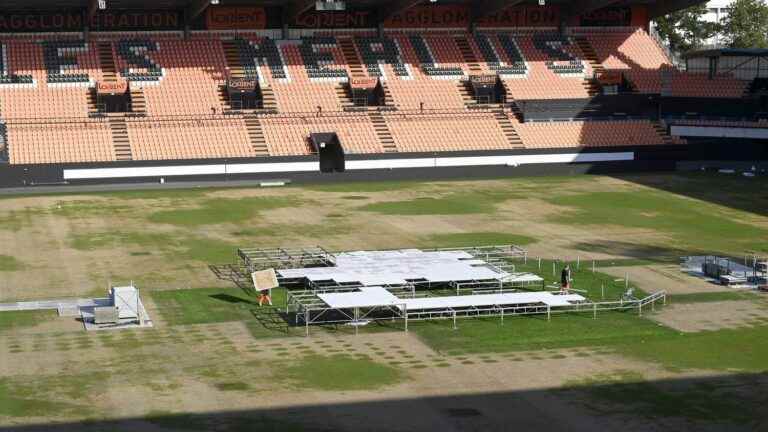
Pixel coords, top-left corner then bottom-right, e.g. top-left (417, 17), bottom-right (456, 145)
top-left (0, 28), bottom-right (720, 165)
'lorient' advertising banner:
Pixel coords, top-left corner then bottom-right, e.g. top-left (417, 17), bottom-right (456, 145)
top-left (293, 9), bottom-right (377, 28)
top-left (206, 6), bottom-right (267, 30)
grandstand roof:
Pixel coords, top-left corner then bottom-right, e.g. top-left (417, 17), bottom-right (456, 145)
top-left (684, 48), bottom-right (768, 59)
top-left (0, 0), bottom-right (703, 20)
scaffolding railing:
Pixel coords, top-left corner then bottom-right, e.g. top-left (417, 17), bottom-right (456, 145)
top-left (237, 246), bottom-right (335, 274)
top-left (287, 285), bottom-right (667, 335)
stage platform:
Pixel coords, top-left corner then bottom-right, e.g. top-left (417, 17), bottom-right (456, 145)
top-left (271, 245), bottom-right (668, 334)
top-left (317, 286), bottom-right (585, 311)
top-left (277, 249), bottom-right (513, 286)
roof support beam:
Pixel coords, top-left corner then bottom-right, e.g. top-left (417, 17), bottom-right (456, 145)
top-left (471, 0), bottom-right (525, 21)
top-left (87, 0), bottom-right (100, 20)
top-left (283, 0), bottom-right (317, 25)
top-left (648, 0), bottom-right (706, 18)
top-left (378, 0), bottom-right (424, 23)
top-left (187, 0), bottom-right (212, 23)
top-left (564, 0), bottom-right (621, 20)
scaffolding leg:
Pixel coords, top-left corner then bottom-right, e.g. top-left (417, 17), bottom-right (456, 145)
top-left (638, 303), bottom-right (643, 316)
top-left (354, 308), bottom-right (359, 336)
top-left (501, 308), bottom-right (504, 325)
top-left (305, 309), bottom-right (310, 337)
top-left (547, 305), bottom-right (551, 321)
top-left (453, 311), bottom-right (457, 330)
top-left (593, 303), bottom-right (597, 319)
top-left (404, 304), bottom-right (408, 333)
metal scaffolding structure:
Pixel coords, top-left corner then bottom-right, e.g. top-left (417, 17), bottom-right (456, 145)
top-left (234, 244), bottom-right (672, 336)
top-left (237, 246), bottom-right (335, 272)
top-left (287, 286), bottom-right (667, 336)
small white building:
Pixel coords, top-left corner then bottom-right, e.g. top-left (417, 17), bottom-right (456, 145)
top-left (702, 0), bottom-right (732, 46)
top-left (110, 285), bottom-right (140, 320)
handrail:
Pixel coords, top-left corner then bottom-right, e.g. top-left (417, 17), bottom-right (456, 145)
top-left (1, 106), bottom-right (506, 127)
top-left (649, 26), bottom-right (685, 70)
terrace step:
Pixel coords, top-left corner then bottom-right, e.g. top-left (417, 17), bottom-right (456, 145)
top-left (493, 109), bottom-right (524, 149)
top-left (368, 111), bottom-right (397, 153)
top-left (455, 36), bottom-right (482, 73)
top-left (108, 116), bottom-right (132, 160)
top-left (243, 113), bottom-right (270, 156)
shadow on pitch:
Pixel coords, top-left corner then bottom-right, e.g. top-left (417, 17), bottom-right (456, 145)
top-left (3, 372), bottom-right (767, 432)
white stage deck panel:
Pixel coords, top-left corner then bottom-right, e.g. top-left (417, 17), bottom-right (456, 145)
top-left (278, 249), bottom-right (511, 286)
top-left (317, 287), bottom-right (585, 311)
top-left (316, 287), bottom-right (401, 309)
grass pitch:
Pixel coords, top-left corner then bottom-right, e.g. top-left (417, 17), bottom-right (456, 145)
top-left (1, 172), bottom-right (768, 431)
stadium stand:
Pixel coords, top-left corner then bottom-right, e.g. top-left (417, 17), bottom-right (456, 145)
top-left (514, 119), bottom-right (668, 148)
top-left (575, 28), bottom-right (748, 97)
top-left (0, 1), bottom-right (757, 168)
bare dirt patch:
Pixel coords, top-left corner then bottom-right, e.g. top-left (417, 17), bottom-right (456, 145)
top-left (651, 300), bottom-right (768, 332)
top-left (601, 265), bottom-right (728, 295)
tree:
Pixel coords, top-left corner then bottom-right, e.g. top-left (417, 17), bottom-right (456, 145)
top-left (655, 5), bottom-right (720, 53)
top-left (720, 0), bottom-right (768, 48)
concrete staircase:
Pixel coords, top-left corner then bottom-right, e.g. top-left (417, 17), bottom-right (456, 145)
top-left (260, 86), bottom-right (278, 111)
top-left (108, 115), bottom-right (132, 160)
top-left (0, 118), bottom-right (8, 163)
top-left (335, 82), bottom-right (355, 109)
top-left (222, 40), bottom-right (245, 78)
top-left (336, 37), bottom-right (395, 110)
top-left (455, 36), bottom-right (482, 74)
top-left (574, 37), bottom-right (602, 97)
top-left (129, 88), bottom-right (147, 115)
top-left (89, 42), bottom-right (116, 114)
top-left (651, 120), bottom-right (675, 145)
top-left (457, 79), bottom-right (476, 106)
top-left (368, 111), bottom-right (397, 152)
top-left (98, 42), bottom-right (118, 82)
top-left (493, 109), bottom-right (524, 149)
top-left (660, 68), bottom-right (673, 97)
top-left (338, 37), bottom-right (366, 79)
top-left (243, 113), bottom-right (269, 156)
top-left (220, 39), bottom-right (276, 112)
top-left (95, 42), bottom-right (134, 160)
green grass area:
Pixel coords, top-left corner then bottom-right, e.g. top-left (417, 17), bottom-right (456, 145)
top-left (410, 259), bottom-right (667, 355)
top-left (511, 258), bottom-right (648, 299)
top-left (0, 371), bottom-right (108, 418)
top-left (413, 311), bottom-right (674, 355)
top-left (0, 379), bottom-right (84, 418)
top-left (561, 370), bottom-right (760, 426)
top-left (150, 287), bottom-right (285, 326)
top-left (69, 231), bottom-right (236, 263)
top-left (274, 354), bottom-right (404, 391)
top-left (0, 254), bottom-right (23, 271)
top-left (147, 197), bottom-right (298, 226)
top-left (49, 200), bottom-right (133, 219)
top-left (360, 194), bottom-right (495, 215)
top-left (303, 180), bottom-right (422, 193)
top-left (548, 190), bottom-right (768, 254)
top-left (617, 325), bottom-right (768, 373)
top-left (424, 232), bottom-right (536, 248)
top-left (0, 310), bottom-right (56, 332)
top-left (667, 291), bottom-right (760, 304)
top-left (94, 188), bottom-right (210, 200)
